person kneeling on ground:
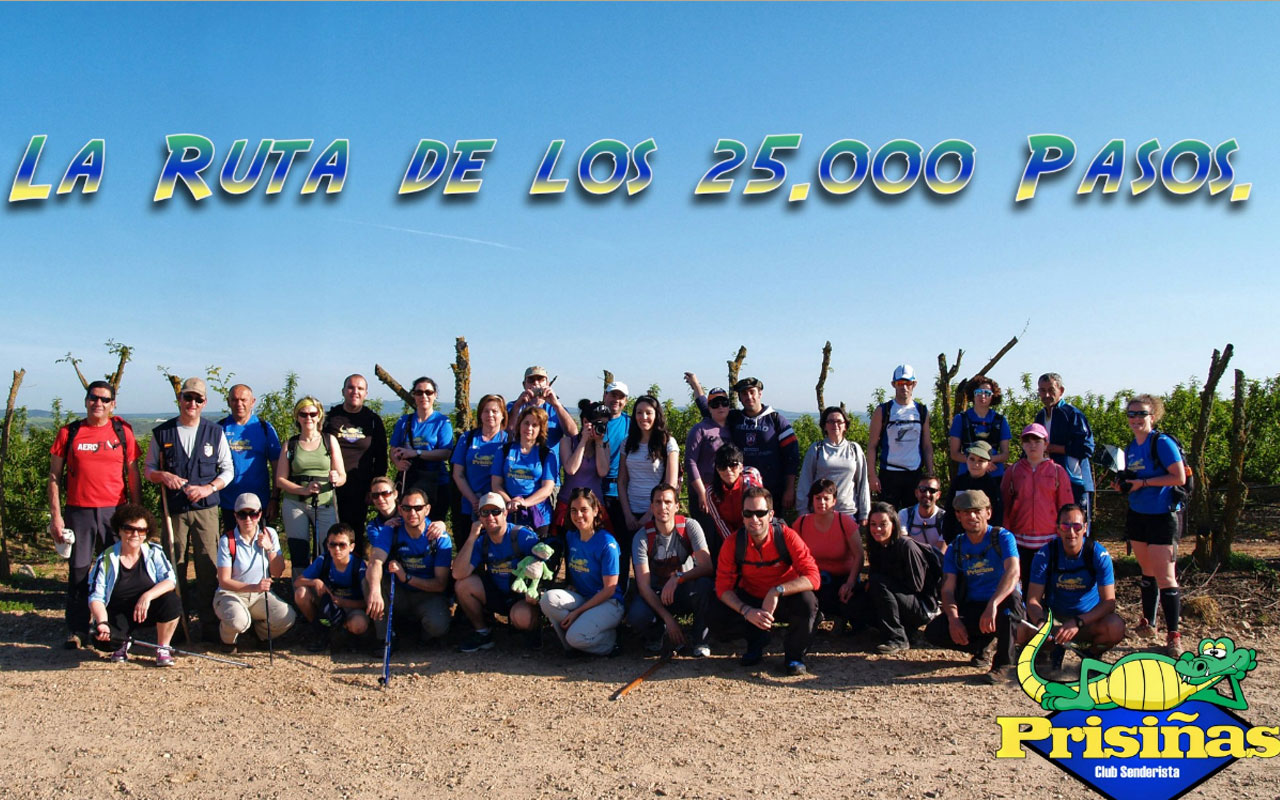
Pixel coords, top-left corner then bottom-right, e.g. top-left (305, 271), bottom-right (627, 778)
top-left (540, 488), bottom-right (625, 656)
top-left (1019, 503), bottom-right (1125, 672)
top-left (858, 502), bottom-right (939, 655)
top-left (626, 484), bottom-right (714, 657)
top-left (213, 493), bottom-right (296, 652)
top-left (924, 490), bottom-right (1023, 684)
top-left (374, 488), bottom-right (452, 647)
top-left (87, 504), bottom-right (182, 666)
top-left (294, 523), bottom-right (371, 652)
top-left (453, 492), bottom-right (543, 652)
top-left (712, 487), bottom-right (820, 676)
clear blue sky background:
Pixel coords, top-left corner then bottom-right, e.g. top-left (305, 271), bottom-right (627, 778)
top-left (2, 2), bottom-right (1276, 415)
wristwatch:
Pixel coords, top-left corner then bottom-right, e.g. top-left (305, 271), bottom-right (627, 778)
top-left (774, 584), bottom-right (786, 597)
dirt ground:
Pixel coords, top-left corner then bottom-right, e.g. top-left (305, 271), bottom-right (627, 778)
top-left (3, 542), bottom-right (1279, 800)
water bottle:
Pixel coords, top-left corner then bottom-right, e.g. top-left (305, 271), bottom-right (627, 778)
top-left (55, 528), bottom-right (76, 559)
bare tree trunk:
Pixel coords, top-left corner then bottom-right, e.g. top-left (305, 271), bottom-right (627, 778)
top-left (106, 340), bottom-right (133, 395)
top-left (815, 341), bottom-right (832, 415)
top-left (164, 373), bottom-right (183, 401)
top-left (726, 346), bottom-right (747, 409)
top-left (57, 353), bottom-right (90, 390)
top-left (602, 370), bottom-right (614, 393)
top-left (1214, 369), bottom-right (1250, 567)
top-left (954, 334), bottom-right (1021, 414)
top-left (0, 369), bottom-right (26, 578)
top-left (450, 337), bottom-right (472, 431)
top-left (936, 351), bottom-right (962, 481)
top-left (1191, 344), bottom-right (1233, 567)
top-left (373, 364), bottom-right (414, 407)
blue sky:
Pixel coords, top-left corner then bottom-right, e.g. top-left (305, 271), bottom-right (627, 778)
top-left (2, 2), bottom-right (1276, 415)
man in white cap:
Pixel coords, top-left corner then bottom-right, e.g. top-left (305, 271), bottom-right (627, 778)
top-left (145, 376), bottom-right (234, 640)
top-left (452, 492), bottom-right (542, 652)
top-left (867, 364), bottom-right (935, 512)
top-left (600, 380), bottom-right (632, 534)
top-left (507, 366), bottom-right (578, 449)
top-left (213, 492), bottom-right (295, 650)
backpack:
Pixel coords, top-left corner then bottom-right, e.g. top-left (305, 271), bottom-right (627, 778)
top-left (62, 417), bottom-right (131, 494)
top-left (644, 516), bottom-right (693, 583)
top-left (501, 441), bottom-right (552, 469)
top-left (733, 521), bottom-right (793, 585)
top-left (905, 506), bottom-right (944, 549)
top-left (480, 524), bottom-right (529, 570)
top-left (223, 525), bottom-right (282, 573)
top-left (1044, 538), bottom-right (1098, 608)
top-left (877, 400), bottom-right (929, 470)
top-left (1147, 430), bottom-right (1193, 510)
top-left (913, 537), bottom-right (945, 609)
top-left (953, 527), bottom-right (1001, 603)
top-left (960, 408), bottom-right (1007, 452)
top-left (286, 434), bottom-right (332, 482)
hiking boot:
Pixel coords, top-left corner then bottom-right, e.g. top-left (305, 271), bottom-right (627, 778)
top-left (154, 647), bottom-right (175, 667)
top-left (110, 641), bottom-right (130, 663)
top-left (1133, 618), bottom-right (1156, 639)
top-left (219, 641), bottom-right (239, 656)
top-left (740, 644), bottom-right (765, 667)
top-left (786, 660), bottom-right (808, 676)
top-left (457, 629), bottom-right (494, 653)
top-left (1165, 632), bottom-right (1183, 657)
top-left (875, 641), bottom-right (909, 655)
top-left (691, 645), bottom-right (711, 658)
top-left (970, 640), bottom-right (997, 671)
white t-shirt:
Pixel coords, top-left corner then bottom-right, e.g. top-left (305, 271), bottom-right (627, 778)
top-left (883, 401), bottom-right (924, 472)
top-left (899, 505), bottom-right (946, 551)
top-left (625, 435), bottom-right (678, 513)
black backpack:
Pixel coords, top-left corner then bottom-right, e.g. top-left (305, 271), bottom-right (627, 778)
top-left (1044, 537), bottom-right (1098, 607)
top-left (62, 417), bottom-right (131, 494)
top-left (877, 400), bottom-right (929, 470)
top-left (1148, 429), bottom-right (1193, 510)
top-left (954, 528), bottom-right (1002, 603)
top-left (913, 538), bottom-right (945, 607)
top-left (733, 521), bottom-right (793, 585)
top-left (286, 433), bottom-right (332, 482)
top-left (961, 408), bottom-right (1006, 452)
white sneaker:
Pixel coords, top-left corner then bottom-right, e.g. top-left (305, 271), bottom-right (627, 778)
top-left (692, 645), bottom-right (711, 658)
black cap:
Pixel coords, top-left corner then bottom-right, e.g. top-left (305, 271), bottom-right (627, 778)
top-left (732, 377), bottom-right (763, 393)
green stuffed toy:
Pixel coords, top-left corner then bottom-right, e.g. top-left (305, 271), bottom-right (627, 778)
top-left (511, 542), bottom-right (555, 598)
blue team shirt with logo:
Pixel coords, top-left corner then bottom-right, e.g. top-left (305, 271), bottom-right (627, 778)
top-left (450, 429), bottom-right (510, 514)
top-left (391, 411), bottom-right (454, 485)
top-left (1029, 540), bottom-right (1114, 617)
top-left (219, 415), bottom-right (282, 510)
top-left (944, 525), bottom-right (1019, 603)
top-left (470, 523), bottom-right (540, 594)
top-left (566, 529), bottom-right (622, 602)
top-left (302, 554), bottom-right (367, 601)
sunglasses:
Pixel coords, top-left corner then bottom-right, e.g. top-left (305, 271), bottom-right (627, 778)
top-left (327, 541), bottom-right (351, 550)
top-left (1058, 522), bottom-right (1085, 532)
top-left (235, 509), bottom-right (261, 519)
top-left (718, 462), bottom-right (743, 470)
top-left (87, 394), bottom-right (113, 404)
top-left (411, 389), bottom-right (436, 397)
top-left (1126, 410), bottom-right (1151, 418)
top-left (973, 389), bottom-right (993, 396)
top-left (370, 489), bottom-right (395, 499)
top-left (181, 393), bottom-right (205, 403)
top-left (298, 411), bottom-right (320, 419)
top-left (119, 523), bottom-right (148, 534)
top-left (478, 507), bottom-right (503, 517)
top-left (916, 487), bottom-right (940, 494)
top-left (400, 504), bottom-right (426, 513)
top-left (708, 397), bottom-right (730, 409)
top-left (742, 509), bottom-right (771, 519)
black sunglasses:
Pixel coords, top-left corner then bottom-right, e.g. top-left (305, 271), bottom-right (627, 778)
top-left (708, 397), bottom-right (730, 409)
top-left (1126, 410), bottom-right (1151, 418)
top-left (181, 393), bottom-right (205, 403)
top-left (87, 394), bottom-right (113, 404)
top-left (478, 508), bottom-right (503, 517)
top-left (742, 509), bottom-right (771, 519)
top-left (400, 503), bottom-right (426, 513)
top-left (235, 509), bottom-right (261, 519)
top-left (370, 489), bottom-right (395, 499)
top-left (412, 389), bottom-right (436, 397)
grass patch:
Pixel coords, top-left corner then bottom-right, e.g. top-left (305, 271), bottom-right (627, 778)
top-left (0, 599), bottom-right (36, 612)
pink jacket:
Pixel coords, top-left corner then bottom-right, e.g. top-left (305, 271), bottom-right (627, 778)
top-left (1001, 458), bottom-right (1074, 550)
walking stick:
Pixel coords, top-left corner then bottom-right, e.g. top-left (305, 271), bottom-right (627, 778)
top-left (309, 491), bottom-right (319, 570)
top-left (128, 636), bottom-right (253, 668)
top-left (378, 568), bottom-right (396, 686)
top-left (609, 651), bottom-right (674, 701)
top-left (262, 519), bottom-right (274, 666)
top-left (157, 450), bottom-right (193, 645)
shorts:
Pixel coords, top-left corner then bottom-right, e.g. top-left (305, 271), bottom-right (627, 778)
top-left (479, 570), bottom-right (521, 616)
top-left (1125, 508), bottom-right (1179, 546)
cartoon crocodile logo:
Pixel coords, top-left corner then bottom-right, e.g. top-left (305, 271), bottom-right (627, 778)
top-left (1017, 613), bottom-right (1258, 712)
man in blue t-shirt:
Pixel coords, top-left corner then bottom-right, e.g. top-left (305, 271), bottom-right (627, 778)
top-left (218, 384), bottom-right (283, 533)
top-left (924, 490), bottom-right (1024, 683)
top-left (599, 381), bottom-right (632, 533)
top-left (1022, 504), bottom-right (1125, 664)
top-left (452, 493), bottom-right (542, 652)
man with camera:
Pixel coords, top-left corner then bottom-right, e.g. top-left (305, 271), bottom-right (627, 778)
top-left (507, 366), bottom-right (578, 449)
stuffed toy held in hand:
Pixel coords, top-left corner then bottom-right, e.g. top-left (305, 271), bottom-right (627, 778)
top-left (511, 542), bottom-right (555, 597)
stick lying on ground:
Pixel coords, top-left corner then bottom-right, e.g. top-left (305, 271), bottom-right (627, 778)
top-left (1016, 619), bottom-right (1087, 655)
top-left (609, 651), bottom-right (673, 701)
top-left (127, 637), bottom-right (253, 668)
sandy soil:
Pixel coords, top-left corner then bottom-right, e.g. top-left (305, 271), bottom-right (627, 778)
top-left (3, 555), bottom-right (1279, 800)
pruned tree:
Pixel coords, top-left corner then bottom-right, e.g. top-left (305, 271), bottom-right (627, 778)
top-left (374, 364), bottom-right (414, 408)
top-left (58, 339), bottom-right (133, 396)
top-left (1189, 344), bottom-right (1234, 566)
top-left (935, 349), bottom-right (963, 433)
top-left (936, 327), bottom-right (1023, 479)
top-left (815, 341), bottom-right (833, 415)
top-left (450, 337), bottom-right (472, 431)
top-left (0, 368), bottom-right (25, 578)
top-left (726, 346), bottom-right (747, 409)
top-left (1213, 369), bottom-right (1252, 567)
top-left (602, 370), bottom-right (614, 392)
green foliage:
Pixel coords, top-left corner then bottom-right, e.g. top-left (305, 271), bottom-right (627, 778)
top-left (256, 371), bottom-right (300, 444)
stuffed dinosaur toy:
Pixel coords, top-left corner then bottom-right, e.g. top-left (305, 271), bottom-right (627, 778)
top-left (511, 542), bottom-right (555, 597)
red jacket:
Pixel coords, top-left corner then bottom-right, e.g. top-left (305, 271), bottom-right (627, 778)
top-left (1001, 458), bottom-right (1074, 551)
top-left (715, 523), bottom-right (821, 599)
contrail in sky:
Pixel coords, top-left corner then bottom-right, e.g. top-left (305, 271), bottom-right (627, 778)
top-left (337, 219), bottom-right (521, 251)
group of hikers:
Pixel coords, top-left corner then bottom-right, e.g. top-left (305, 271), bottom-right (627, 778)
top-left (51, 363), bottom-right (1188, 682)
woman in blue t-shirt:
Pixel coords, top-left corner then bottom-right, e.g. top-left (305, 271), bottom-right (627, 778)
top-left (1117, 393), bottom-right (1187, 656)
top-left (948, 375), bottom-right (1012, 477)
top-left (450, 394), bottom-right (509, 543)
top-left (390, 376), bottom-right (454, 523)
top-left (491, 406), bottom-right (559, 537)
top-left (538, 488), bottom-right (623, 656)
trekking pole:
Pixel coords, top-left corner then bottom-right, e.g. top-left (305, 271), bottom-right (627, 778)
top-left (609, 651), bottom-right (673, 701)
top-left (262, 519), bottom-right (274, 666)
top-left (157, 451), bottom-right (193, 645)
top-left (309, 490), bottom-right (319, 571)
top-left (128, 636), bottom-right (253, 668)
top-left (378, 568), bottom-right (396, 686)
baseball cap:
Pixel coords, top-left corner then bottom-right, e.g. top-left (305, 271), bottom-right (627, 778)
top-left (964, 441), bottom-right (994, 460)
top-left (234, 492), bottom-right (262, 512)
top-left (1021, 423), bottom-right (1049, 440)
top-left (707, 387), bottom-right (729, 400)
top-left (180, 377), bottom-right (208, 398)
top-left (524, 366), bottom-right (548, 380)
top-left (476, 492), bottom-right (506, 511)
top-left (953, 490), bottom-right (991, 510)
top-left (605, 381), bottom-right (629, 397)
top-left (892, 364), bottom-right (916, 383)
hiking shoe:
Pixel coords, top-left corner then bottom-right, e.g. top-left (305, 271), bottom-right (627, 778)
top-left (110, 641), bottom-right (130, 663)
top-left (786, 660), bottom-right (808, 676)
top-left (457, 629), bottom-right (494, 653)
top-left (691, 645), bottom-right (711, 658)
top-left (875, 641), bottom-right (909, 655)
top-left (154, 647), bottom-right (175, 667)
top-left (970, 640), bottom-right (996, 671)
top-left (740, 645), bottom-right (765, 667)
top-left (1165, 632), bottom-right (1183, 657)
top-left (1133, 618), bottom-right (1156, 639)
top-left (306, 625), bottom-right (330, 653)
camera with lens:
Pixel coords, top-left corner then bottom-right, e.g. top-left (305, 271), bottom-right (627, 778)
top-left (581, 400), bottom-right (611, 434)
top-left (1114, 469), bottom-right (1138, 494)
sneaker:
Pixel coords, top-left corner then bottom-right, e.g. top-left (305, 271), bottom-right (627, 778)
top-left (110, 641), bottom-right (130, 663)
top-left (457, 629), bottom-right (494, 653)
top-left (786, 660), bottom-right (808, 676)
top-left (740, 645), bottom-right (765, 667)
top-left (154, 647), bottom-right (175, 667)
top-left (875, 641), bottom-right (909, 655)
top-left (691, 645), bottom-right (711, 658)
top-left (306, 623), bottom-right (330, 653)
top-left (1133, 618), bottom-right (1156, 639)
top-left (1165, 632), bottom-right (1183, 657)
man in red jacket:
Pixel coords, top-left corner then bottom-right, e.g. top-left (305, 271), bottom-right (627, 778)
top-left (713, 486), bottom-right (820, 675)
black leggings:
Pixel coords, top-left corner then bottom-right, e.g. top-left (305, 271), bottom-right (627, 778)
top-left (104, 589), bottom-right (183, 639)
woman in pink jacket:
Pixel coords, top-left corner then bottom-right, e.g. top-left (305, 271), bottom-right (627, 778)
top-left (1001, 423), bottom-right (1073, 593)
